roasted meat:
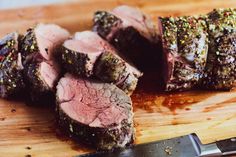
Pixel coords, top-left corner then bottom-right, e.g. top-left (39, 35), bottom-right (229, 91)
top-left (61, 31), bottom-right (109, 77)
top-left (60, 31), bottom-right (142, 95)
top-left (21, 23), bottom-right (70, 103)
top-left (95, 52), bottom-right (142, 95)
top-left (93, 5), bottom-right (159, 71)
top-left (158, 16), bottom-right (208, 91)
top-left (24, 61), bottom-right (60, 103)
top-left (56, 74), bottom-right (134, 150)
top-left (0, 32), bottom-right (25, 98)
top-left (202, 8), bottom-right (236, 90)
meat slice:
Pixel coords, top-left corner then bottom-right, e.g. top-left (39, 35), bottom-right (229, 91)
top-left (60, 31), bottom-right (142, 95)
top-left (21, 23), bottom-right (70, 63)
top-left (93, 5), bottom-right (159, 71)
top-left (158, 16), bottom-right (208, 91)
top-left (202, 8), bottom-right (236, 90)
top-left (24, 61), bottom-right (60, 102)
top-left (61, 31), bottom-right (110, 77)
top-left (95, 52), bottom-right (142, 95)
top-left (0, 32), bottom-right (25, 98)
top-left (56, 74), bottom-right (134, 150)
top-left (20, 23), bottom-right (70, 103)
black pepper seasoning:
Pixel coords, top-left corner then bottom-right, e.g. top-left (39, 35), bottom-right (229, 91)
top-left (0, 32), bottom-right (25, 98)
top-left (202, 8), bottom-right (236, 90)
top-left (159, 15), bottom-right (208, 91)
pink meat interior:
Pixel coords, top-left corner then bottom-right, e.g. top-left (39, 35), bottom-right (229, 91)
top-left (74, 31), bottom-right (116, 53)
top-left (35, 23), bottom-right (70, 60)
top-left (63, 39), bottom-right (103, 65)
top-left (40, 61), bottom-right (60, 89)
top-left (57, 74), bottom-right (129, 128)
top-left (64, 39), bottom-right (102, 54)
top-left (73, 32), bottom-right (141, 79)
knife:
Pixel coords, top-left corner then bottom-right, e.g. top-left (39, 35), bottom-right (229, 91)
top-left (77, 134), bottom-right (236, 157)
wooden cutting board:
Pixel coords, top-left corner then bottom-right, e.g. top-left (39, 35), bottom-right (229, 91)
top-left (1, 0), bottom-right (236, 156)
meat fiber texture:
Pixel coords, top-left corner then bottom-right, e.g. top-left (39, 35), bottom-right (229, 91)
top-left (0, 32), bottom-right (25, 98)
top-left (93, 5), bottom-right (160, 71)
top-left (60, 31), bottom-right (142, 95)
top-left (56, 74), bottom-right (134, 150)
top-left (202, 8), bottom-right (236, 90)
top-left (158, 16), bottom-right (208, 91)
top-left (20, 23), bottom-right (70, 103)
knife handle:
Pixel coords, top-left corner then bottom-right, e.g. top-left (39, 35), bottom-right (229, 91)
top-left (216, 137), bottom-right (236, 155)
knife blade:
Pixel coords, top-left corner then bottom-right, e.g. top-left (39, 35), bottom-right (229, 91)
top-left (77, 134), bottom-right (236, 157)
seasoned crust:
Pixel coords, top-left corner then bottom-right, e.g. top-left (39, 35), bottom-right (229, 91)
top-left (0, 32), bottom-right (25, 98)
top-left (93, 11), bottom-right (122, 40)
top-left (202, 8), bottom-right (236, 90)
top-left (95, 52), bottom-right (141, 95)
top-left (20, 28), bottom-right (41, 64)
top-left (60, 45), bottom-right (97, 77)
top-left (202, 31), bottom-right (236, 90)
top-left (159, 16), bottom-right (208, 91)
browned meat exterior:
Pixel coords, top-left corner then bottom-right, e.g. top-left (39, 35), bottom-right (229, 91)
top-left (158, 16), bottom-right (208, 91)
top-left (202, 8), bottom-right (236, 90)
top-left (93, 5), bottom-right (159, 71)
top-left (60, 31), bottom-right (142, 95)
top-left (56, 74), bottom-right (134, 150)
top-left (175, 16), bottom-right (208, 90)
top-left (24, 61), bottom-right (60, 102)
top-left (158, 17), bottom-right (178, 91)
top-left (0, 32), bottom-right (25, 98)
top-left (20, 23), bottom-right (70, 103)
top-left (95, 52), bottom-right (142, 95)
top-left (61, 31), bottom-right (109, 77)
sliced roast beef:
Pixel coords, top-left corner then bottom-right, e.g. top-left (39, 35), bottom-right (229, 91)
top-left (93, 5), bottom-right (159, 71)
top-left (158, 16), bottom-right (208, 91)
top-left (61, 31), bottom-right (111, 77)
top-left (20, 23), bottom-right (70, 103)
top-left (95, 52), bottom-right (142, 95)
top-left (60, 31), bottom-right (142, 95)
top-left (21, 23), bottom-right (70, 63)
top-left (56, 74), bottom-right (134, 150)
top-left (0, 32), bottom-right (25, 98)
top-left (202, 8), bottom-right (236, 90)
top-left (24, 61), bottom-right (60, 103)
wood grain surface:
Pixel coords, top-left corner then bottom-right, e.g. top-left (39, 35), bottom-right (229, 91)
top-left (0, 0), bottom-right (236, 157)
